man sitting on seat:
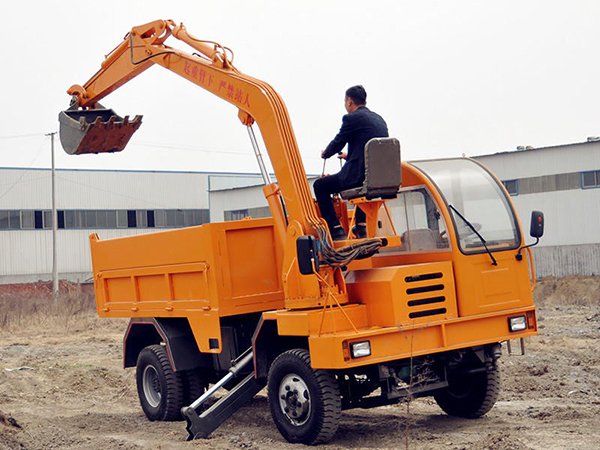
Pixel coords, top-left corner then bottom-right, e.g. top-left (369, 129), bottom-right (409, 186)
top-left (314, 85), bottom-right (389, 240)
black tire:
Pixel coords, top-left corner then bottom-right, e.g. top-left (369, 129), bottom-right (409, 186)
top-left (136, 344), bottom-right (185, 421)
top-left (434, 365), bottom-right (500, 418)
top-left (267, 349), bottom-right (341, 445)
top-left (182, 368), bottom-right (207, 406)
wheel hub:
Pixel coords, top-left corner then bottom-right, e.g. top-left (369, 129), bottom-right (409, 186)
top-left (278, 373), bottom-right (311, 426)
top-left (142, 365), bottom-right (162, 407)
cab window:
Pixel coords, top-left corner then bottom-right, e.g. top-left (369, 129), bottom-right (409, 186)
top-left (378, 186), bottom-right (450, 253)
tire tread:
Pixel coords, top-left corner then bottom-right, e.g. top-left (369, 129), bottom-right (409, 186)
top-left (268, 348), bottom-right (341, 445)
top-left (137, 344), bottom-right (185, 421)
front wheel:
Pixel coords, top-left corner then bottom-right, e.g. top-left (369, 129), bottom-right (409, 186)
top-left (434, 365), bottom-right (500, 418)
top-left (267, 349), bottom-right (341, 445)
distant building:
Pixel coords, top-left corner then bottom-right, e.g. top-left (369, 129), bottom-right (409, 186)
top-left (0, 168), bottom-right (262, 284)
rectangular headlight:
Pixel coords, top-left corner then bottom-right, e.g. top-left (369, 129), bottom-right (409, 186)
top-left (350, 341), bottom-right (371, 358)
top-left (508, 315), bottom-right (527, 332)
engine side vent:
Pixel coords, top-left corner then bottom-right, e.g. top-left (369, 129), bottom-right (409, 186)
top-left (407, 296), bottom-right (445, 307)
top-left (406, 284), bottom-right (444, 295)
top-left (403, 269), bottom-right (453, 323)
top-left (409, 308), bottom-right (447, 319)
top-left (405, 272), bottom-right (442, 283)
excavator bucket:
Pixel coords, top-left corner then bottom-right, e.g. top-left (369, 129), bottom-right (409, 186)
top-left (58, 106), bottom-right (142, 155)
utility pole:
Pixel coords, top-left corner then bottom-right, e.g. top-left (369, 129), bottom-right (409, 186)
top-left (46, 131), bottom-right (59, 302)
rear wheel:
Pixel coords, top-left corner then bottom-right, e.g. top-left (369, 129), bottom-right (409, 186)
top-left (267, 349), bottom-right (341, 445)
top-left (136, 344), bottom-right (185, 421)
top-left (182, 368), bottom-right (207, 406)
top-left (434, 365), bottom-right (500, 418)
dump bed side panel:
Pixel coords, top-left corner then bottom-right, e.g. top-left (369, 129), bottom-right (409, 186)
top-left (90, 217), bottom-right (284, 353)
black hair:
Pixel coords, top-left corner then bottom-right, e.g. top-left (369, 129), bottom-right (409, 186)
top-left (345, 85), bottom-right (367, 105)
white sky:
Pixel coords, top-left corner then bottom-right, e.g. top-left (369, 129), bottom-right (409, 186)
top-left (1, 1), bottom-right (598, 176)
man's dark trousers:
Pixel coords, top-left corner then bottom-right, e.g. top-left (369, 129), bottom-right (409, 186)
top-left (313, 174), bottom-right (365, 229)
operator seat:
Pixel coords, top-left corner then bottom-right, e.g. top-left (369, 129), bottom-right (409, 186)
top-left (340, 137), bottom-right (402, 200)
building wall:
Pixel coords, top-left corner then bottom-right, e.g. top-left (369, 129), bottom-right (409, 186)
top-left (0, 168), bottom-right (210, 209)
top-left (209, 177), bottom-right (317, 222)
top-left (474, 141), bottom-right (600, 179)
top-left (0, 168), bottom-right (238, 284)
top-left (210, 184), bottom-right (269, 222)
top-left (0, 228), bottom-right (158, 283)
top-left (475, 142), bottom-right (600, 277)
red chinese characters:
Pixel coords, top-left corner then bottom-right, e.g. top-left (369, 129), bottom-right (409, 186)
top-left (185, 60), bottom-right (251, 107)
top-left (184, 61), bottom-right (212, 86)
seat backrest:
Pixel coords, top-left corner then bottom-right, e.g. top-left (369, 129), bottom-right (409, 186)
top-left (364, 137), bottom-right (402, 199)
top-left (402, 229), bottom-right (438, 251)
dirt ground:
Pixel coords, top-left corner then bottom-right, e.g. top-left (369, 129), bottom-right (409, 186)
top-left (1, 276), bottom-right (599, 450)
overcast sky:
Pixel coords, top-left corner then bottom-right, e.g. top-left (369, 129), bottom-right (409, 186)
top-left (1, 1), bottom-right (598, 176)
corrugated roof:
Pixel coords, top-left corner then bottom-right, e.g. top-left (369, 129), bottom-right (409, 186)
top-left (473, 139), bottom-right (600, 158)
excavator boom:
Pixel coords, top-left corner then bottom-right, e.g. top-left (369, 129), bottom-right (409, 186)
top-left (59, 19), bottom-right (322, 236)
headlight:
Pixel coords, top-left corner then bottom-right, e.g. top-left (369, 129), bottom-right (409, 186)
top-left (350, 341), bottom-right (371, 358)
top-left (508, 315), bottom-right (527, 332)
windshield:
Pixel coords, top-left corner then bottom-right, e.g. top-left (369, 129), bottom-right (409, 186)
top-left (410, 159), bottom-right (520, 254)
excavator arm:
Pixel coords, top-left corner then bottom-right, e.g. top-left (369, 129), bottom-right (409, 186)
top-left (63, 19), bottom-right (321, 237)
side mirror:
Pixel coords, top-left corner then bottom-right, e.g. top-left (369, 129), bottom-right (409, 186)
top-left (530, 211), bottom-right (544, 238)
top-left (296, 236), bottom-right (320, 275)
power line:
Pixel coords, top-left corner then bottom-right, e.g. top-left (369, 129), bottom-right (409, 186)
top-left (0, 174), bottom-right (51, 187)
top-left (55, 175), bottom-right (177, 209)
top-left (0, 136), bottom-right (48, 201)
top-left (131, 141), bottom-right (322, 160)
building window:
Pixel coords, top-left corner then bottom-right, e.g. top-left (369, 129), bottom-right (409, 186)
top-left (0, 208), bottom-right (209, 230)
top-left (225, 209), bottom-right (249, 221)
top-left (34, 211), bottom-right (43, 229)
top-left (136, 210), bottom-right (148, 228)
top-left (117, 210), bottom-right (128, 228)
top-left (582, 170), bottom-right (600, 188)
top-left (127, 210), bottom-right (137, 228)
top-left (106, 210), bottom-right (117, 228)
top-left (43, 210), bottom-right (53, 229)
top-left (0, 211), bottom-right (9, 229)
top-left (21, 211), bottom-right (34, 229)
top-left (85, 210), bottom-right (97, 228)
top-left (193, 210), bottom-right (209, 225)
top-left (147, 210), bottom-right (155, 228)
top-left (155, 210), bottom-right (166, 227)
top-left (502, 180), bottom-right (518, 196)
top-left (8, 211), bottom-right (20, 229)
top-left (57, 211), bottom-right (65, 229)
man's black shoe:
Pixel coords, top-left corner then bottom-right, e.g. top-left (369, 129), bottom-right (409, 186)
top-left (331, 227), bottom-right (347, 241)
top-left (352, 225), bottom-right (367, 239)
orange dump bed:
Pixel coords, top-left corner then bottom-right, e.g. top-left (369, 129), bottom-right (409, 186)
top-left (90, 218), bottom-right (284, 352)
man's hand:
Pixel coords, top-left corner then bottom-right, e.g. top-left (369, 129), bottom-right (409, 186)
top-left (321, 150), bottom-right (327, 159)
top-left (337, 151), bottom-right (347, 160)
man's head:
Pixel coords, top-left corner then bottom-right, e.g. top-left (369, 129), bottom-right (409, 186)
top-left (345, 85), bottom-right (367, 113)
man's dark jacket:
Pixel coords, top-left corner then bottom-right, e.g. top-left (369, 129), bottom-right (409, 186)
top-left (323, 106), bottom-right (389, 188)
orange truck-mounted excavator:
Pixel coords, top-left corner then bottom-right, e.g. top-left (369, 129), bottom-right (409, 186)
top-left (59, 20), bottom-right (544, 445)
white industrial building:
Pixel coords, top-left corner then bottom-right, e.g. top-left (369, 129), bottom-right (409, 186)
top-left (475, 139), bottom-right (600, 277)
top-left (1, 138), bottom-right (599, 283)
top-left (0, 168), bottom-right (263, 284)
